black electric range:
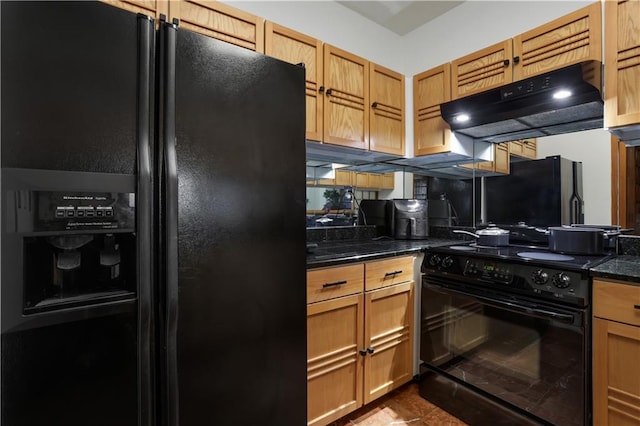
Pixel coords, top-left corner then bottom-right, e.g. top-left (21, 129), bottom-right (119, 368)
top-left (422, 242), bottom-right (615, 308)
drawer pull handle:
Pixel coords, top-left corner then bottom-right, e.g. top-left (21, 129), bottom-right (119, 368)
top-left (634, 304), bottom-right (640, 310)
top-left (322, 280), bottom-right (347, 288)
top-left (384, 270), bottom-right (402, 278)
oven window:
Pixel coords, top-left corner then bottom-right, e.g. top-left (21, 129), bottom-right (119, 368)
top-left (421, 287), bottom-right (586, 426)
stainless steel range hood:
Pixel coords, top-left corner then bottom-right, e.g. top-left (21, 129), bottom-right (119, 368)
top-left (441, 63), bottom-right (603, 143)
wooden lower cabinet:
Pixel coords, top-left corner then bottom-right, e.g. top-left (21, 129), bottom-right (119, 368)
top-left (307, 294), bottom-right (364, 426)
top-left (307, 256), bottom-right (415, 426)
top-left (593, 279), bottom-right (640, 425)
top-left (363, 282), bottom-right (414, 404)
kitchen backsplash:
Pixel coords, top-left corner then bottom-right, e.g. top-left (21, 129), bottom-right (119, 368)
top-left (307, 225), bottom-right (376, 242)
top-left (617, 235), bottom-right (640, 256)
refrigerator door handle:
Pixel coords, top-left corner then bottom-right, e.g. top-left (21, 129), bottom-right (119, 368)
top-left (137, 14), bottom-right (155, 426)
top-left (160, 20), bottom-right (180, 426)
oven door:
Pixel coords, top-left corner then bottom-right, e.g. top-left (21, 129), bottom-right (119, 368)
top-left (421, 276), bottom-right (589, 426)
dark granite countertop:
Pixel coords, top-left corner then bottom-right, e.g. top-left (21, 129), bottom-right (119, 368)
top-left (590, 255), bottom-right (640, 284)
top-left (306, 237), bottom-right (459, 269)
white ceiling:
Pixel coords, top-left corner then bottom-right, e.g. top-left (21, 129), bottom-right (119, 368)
top-left (336, 1), bottom-right (465, 36)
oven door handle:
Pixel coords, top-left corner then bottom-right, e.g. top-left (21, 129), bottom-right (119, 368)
top-left (424, 282), bottom-right (578, 325)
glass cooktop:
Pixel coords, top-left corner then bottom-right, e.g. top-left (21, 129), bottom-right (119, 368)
top-left (433, 242), bottom-right (615, 270)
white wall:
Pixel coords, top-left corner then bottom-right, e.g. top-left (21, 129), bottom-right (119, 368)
top-left (224, 0), bottom-right (612, 222)
top-left (223, 1), bottom-right (404, 70)
top-left (536, 129), bottom-right (611, 225)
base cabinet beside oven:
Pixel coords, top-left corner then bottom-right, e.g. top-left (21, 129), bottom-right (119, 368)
top-left (593, 279), bottom-right (640, 426)
top-left (306, 256), bottom-right (415, 426)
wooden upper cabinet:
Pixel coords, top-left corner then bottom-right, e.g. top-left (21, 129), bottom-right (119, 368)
top-left (513, 2), bottom-right (602, 81)
top-left (461, 142), bottom-right (510, 174)
top-left (605, 0), bottom-right (640, 129)
top-left (369, 63), bottom-right (405, 156)
top-left (451, 40), bottom-right (513, 99)
top-left (169, 1), bottom-right (264, 52)
top-left (323, 44), bottom-right (370, 150)
top-left (450, 2), bottom-right (601, 100)
top-left (99, 0), bottom-right (168, 20)
top-left (265, 22), bottom-right (323, 141)
top-left (509, 138), bottom-right (537, 159)
top-left (413, 64), bottom-right (451, 156)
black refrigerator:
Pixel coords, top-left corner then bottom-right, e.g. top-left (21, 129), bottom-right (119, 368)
top-left (484, 155), bottom-right (584, 227)
top-left (0, 2), bottom-right (307, 426)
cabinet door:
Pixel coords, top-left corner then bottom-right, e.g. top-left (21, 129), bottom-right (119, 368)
top-left (99, 0), bottom-right (168, 20)
top-left (355, 172), bottom-right (369, 188)
top-left (323, 44), bottom-right (369, 149)
top-left (413, 64), bottom-right (451, 156)
top-left (605, 0), bottom-right (640, 129)
top-left (451, 40), bottom-right (513, 99)
top-left (509, 139), bottom-right (536, 159)
top-left (493, 143), bottom-right (510, 174)
top-left (367, 173), bottom-right (383, 189)
top-left (369, 63), bottom-right (405, 155)
top-left (593, 318), bottom-right (640, 426)
top-left (334, 170), bottom-right (353, 187)
top-left (513, 2), bottom-right (601, 81)
top-left (381, 173), bottom-right (394, 190)
top-left (363, 282), bottom-right (414, 404)
top-left (307, 294), bottom-right (365, 426)
top-left (265, 22), bottom-right (323, 141)
top-left (169, 0), bottom-right (264, 52)
top-left (461, 143), bottom-right (509, 174)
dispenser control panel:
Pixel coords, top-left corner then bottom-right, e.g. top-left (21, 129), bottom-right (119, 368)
top-left (28, 191), bottom-right (135, 232)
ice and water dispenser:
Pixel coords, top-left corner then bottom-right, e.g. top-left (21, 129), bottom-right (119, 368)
top-left (2, 169), bottom-right (137, 323)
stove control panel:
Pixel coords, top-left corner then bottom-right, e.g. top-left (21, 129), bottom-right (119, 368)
top-left (423, 252), bottom-right (588, 307)
top-left (463, 259), bottom-right (513, 284)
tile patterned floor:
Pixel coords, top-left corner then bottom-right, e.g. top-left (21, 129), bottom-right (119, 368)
top-left (328, 382), bottom-right (469, 426)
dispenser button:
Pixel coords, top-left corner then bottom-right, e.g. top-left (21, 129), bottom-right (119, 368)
top-left (66, 210), bottom-right (75, 217)
top-left (105, 209), bottom-right (113, 217)
top-left (55, 208), bottom-right (65, 218)
top-left (77, 210), bottom-right (85, 217)
top-left (97, 210), bottom-right (104, 217)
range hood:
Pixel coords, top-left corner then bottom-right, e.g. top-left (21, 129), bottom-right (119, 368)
top-left (441, 63), bottom-right (603, 143)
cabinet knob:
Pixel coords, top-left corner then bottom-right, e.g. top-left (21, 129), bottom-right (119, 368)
top-left (371, 102), bottom-right (378, 108)
top-left (367, 347), bottom-right (375, 354)
top-left (359, 349), bottom-right (367, 356)
top-left (634, 304), bottom-right (640, 310)
top-left (503, 59), bottom-right (510, 67)
top-left (513, 56), bottom-right (520, 64)
top-left (326, 88), bottom-right (333, 96)
top-left (319, 86), bottom-right (325, 94)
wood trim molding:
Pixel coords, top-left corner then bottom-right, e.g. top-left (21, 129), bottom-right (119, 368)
top-left (611, 134), bottom-right (639, 232)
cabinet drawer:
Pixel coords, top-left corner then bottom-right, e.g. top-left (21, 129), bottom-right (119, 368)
top-left (365, 256), bottom-right (414, 291)
top-left (307, 264), bottom-right (364, 304)
top-left (593, 280), bottom-right (640, 326)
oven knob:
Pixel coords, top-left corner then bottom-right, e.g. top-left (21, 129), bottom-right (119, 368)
top-left (552, 272), bottom-right (571, 289)
top-left (441, 256), bottom-right (454, 269)
top-left (531, 269), bottom-right (549, 285)
top-left (428, 255), bottom-right (441, 267)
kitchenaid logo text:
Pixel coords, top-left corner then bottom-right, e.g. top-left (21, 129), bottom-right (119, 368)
top-left (63, 195), bottom-right (108, 201)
